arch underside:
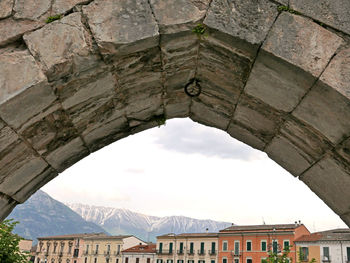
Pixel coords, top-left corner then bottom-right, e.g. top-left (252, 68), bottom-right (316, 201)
top-left (0, 0), bottom-right (350, 225)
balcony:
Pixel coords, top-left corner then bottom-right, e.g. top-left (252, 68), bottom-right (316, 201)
top-left (187, 250), bottom-right (194, 255)
top-left (93, 250), bottom-right (99, 255)
top-left (83, 250), bottom-right (89, 255)
top-left (156, 250), bottom-right (173, 255)
top-left (59, 252), bottom-right (63, 257)
top-left (233, 251), bottom-right (240, 257)
top-left (105, 251), bottom-right (111, 257)
top-left (198, 250), bottom-right (206, 256)
top-left (177, 250), bottom-right (184, 255)
top-left (322, 256), bottom-right (331, 262)
top-left (114, 251), bottom-right (121, 256)
top-left (209, 250), bottom-right (217, 255)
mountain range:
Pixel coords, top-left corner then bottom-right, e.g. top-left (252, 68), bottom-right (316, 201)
top-left (68, 203), bottom-right (232, 242)
top-left (7, 190), bottom-right (231, 243)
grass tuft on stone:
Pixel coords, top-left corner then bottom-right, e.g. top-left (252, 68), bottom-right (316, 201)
top-left (46, 14), bottom-right (63, 24)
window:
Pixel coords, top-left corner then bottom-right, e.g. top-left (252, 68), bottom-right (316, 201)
top-left (179, 242), bottom-right (184, 253)
top-left (94, 259), bottom-right (97, 263)
top-left (118, 245), bottom-right (121, 254)
top-left (85, 258), bottom-right (87, 263)
top-left (211, 242), bottom-right (216, 254)
top-left (68, 242), bottom-right (73, 254)
top-left (107, 245), bottom-right (111, 252)
top-left (159, 243), bottom-right (163, 254)
top-left (86, 245), bottom-right (89, 254)
top-left (272, 241), bottom-right (278, 254)
top-left (223, 258), bottom-right (227, 263)
top-left (261, 258), bottom-right (266, 263)
top-left (234, 260), bottom-right (239, 263)
top-left (299, 247), bottom-right (309, 261)
top-left (222, 241), bottom-right (228, 252)
top-left (198, 261), bottom-right (205, 263)
top-left (167, 260), bottom-right (173, 263)
top-left (246, 259), bottom-right (252, 263)
top-left (211, 260), bottom-right (215, 263)
top-left (73, 249), bottom-right (79, 257)
top-left (106, 260), bottom-right (109, 263)
top-left (246, 241), bottom-right (252, 251)
top-left (261, 241), bottom-right (267, 252)
top-left (74, 261), bottom-right (77, 263)
top-left (147, 259), bottom-right (150, 263)
top-left (190, 243), bottom-right (194, 254)
top-left (234, 242), bottom-right (240, 255)
top-left (169, 243), bottom-right (173, 254)
top-left (347, 247), bottom-right (350, 261)
top-left (136, 258), bottom-right (139, 263)
top-left (177, 260), bottom-right (183, 263)
top-left (323, 247), bottom-right (330, 260)
top-left (96, 245), bottom-right (99, 254)
top-left (157, 260), bottom-right (163, 263)
top-left (117, 259), bottom-right (119, 263)
top-left (283, 241), bottom-right (290, 250)
top-left (125, 258), bottom-right (129, 263)
top-left (200, 242), bottom-right (205, 254)
top-left (54, 242), bottom-right (57, 253)
top-left (188, 261), bottom-right (194, 263)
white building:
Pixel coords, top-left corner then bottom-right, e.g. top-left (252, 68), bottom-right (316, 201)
top-left (295, 228), bottom-right (350, 263)
top-left (122, 244), bottom-right (156, 263)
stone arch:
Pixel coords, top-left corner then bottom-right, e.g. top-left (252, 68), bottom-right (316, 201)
top-left (0, 0), bottom-right (350, 226)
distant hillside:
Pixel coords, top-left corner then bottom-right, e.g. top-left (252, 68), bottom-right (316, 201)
top-left (7, 190), bottom-right (107, 243)
top-left (68, 203), bottom-right (232, 242)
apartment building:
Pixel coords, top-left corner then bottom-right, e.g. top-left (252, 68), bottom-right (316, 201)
top-left (218, 223), bottom-right (310, 263)
top-left (35, 233), bottom-right (105, 263)
top-left (295, 228), bottom-right (350, 263)
top-left (122, 243), bottom-right (156, 263)
top-left (156, 233), bottom-right (219, 263)
top-left (83, 235), bottom-right (147, 263)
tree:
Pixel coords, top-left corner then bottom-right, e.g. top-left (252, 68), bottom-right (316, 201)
top-left (0, 219), bottom-right (30, 263)
top-left (262, 246), bottom-right (317, 263)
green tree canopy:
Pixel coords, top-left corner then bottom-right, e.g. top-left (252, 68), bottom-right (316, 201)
top-left (0, 219), bottom-right (30, 263)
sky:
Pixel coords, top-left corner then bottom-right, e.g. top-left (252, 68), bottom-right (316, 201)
top-left (42, 117), bottom-right (347, 232)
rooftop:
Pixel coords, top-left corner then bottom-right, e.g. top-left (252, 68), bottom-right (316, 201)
top-left (84, 235), bottom-right (133, 240)
top-left (157, 233), bottom-right (218, 238)
top-left (220, 224), bottom-right (304, 232)
top-left (38, 233), bottom-right (107, 240)
top-left (123, 244), bottom-right (156, 253)
top-left (295, 228), bottom-right (350, 242)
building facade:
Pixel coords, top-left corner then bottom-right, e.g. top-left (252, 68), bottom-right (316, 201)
top-left (35, 233), bottom-right (146, 263)
top-left (295, 228), bottom-right (350, 263)
top-left (122, 244), bottom-right (156, 263)
top-left (156, 233), bottom-right (219, 263)
top-left (83, 235), bottom-right (147, 263)
top-left (35, 233), bottom-right (105, 263)
top-left (218, 223), bottom-right (310, 263)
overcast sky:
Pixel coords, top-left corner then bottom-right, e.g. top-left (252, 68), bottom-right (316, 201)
top-left (42, 117), bottom-right (347, 232)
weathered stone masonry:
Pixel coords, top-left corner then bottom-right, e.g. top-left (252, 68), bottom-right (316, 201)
top-left (0, 0), bottom-right (350, 225)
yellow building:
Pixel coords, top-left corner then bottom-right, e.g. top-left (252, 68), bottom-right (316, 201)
top-left (35, 233), bottom-right (106, 263)
top-left (83, 235), bottom-right (147, 263)
top-left (156, 233), bottom-right (219, 263)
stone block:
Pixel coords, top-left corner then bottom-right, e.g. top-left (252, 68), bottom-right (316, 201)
top-left (0, 18), bottom-right (43, 47)
top-left (24, 12), bottom-right (100, 81)
top-left (14, 0), bottom-right (51, 20)
top-left (82, 0), bottom-right (159, 57)
top-left (227, 123), bottom-right (265, 151)
top-left (0, 0), bottom-right (13, 19)
top-left (245, 13), bottom-right (344, 112)
top-left (337, 137), bottom-right (350, 164)
top-left (266, 135), bottom-right (313, 176)
top-left (164, 90), bottom-right (191, 119)
top-left (0, 50), bottom-right (56, 129)
top-left (149, 0), bottom-right (210, 34)
top-left (190, 98), bottom-right (231, 130)
top-left (0, 156), bottom-right (48, 200)
top-left (290, 0), bottom-right (350, 35)
top-left (46, 137), bottom-right (89, 172)
top-left (293, 48), bottom-right (350, 144)
top-left (52, 0), bottom-right (89, 14)
top-left (263, 12), bottom-right (344, 78)
top-left (19, 103), bottom-right (79, 157)
top-left (301, 156), bottom-right (350, 215)
top-left (0, 194), bottom-right (17, 221)
top-left (197, 35), bottom-right (253, 108)
top-left (83, 115), bottom-right (128, 152)
top-left (233, 95), bottom-right (282, 143)
top-left (204, 0), bottom-right (278, 45)
top-left (12, 167), bottom-right (57, 203)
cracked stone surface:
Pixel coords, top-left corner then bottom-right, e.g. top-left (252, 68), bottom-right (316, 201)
top-left (0, 0), bottom-right (349, 227)
top-left (0, 0), bottom-right (13, 19)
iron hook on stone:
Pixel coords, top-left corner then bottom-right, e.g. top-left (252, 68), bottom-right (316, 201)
top-left (184, 78), bottom-right (202, 97)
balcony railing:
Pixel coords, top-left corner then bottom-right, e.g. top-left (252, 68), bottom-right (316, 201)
top-left (177, 250), bottom-right (184, 255)
top-left (105, 251), bottom-right (111, 257)
top-left (233, 251), bottom-right (240, 256)
top-left (209, 250), bottom-right (217, 255)
top-left (156, 250), bottom-right (173, 255)
top-left (93, 250), bottom-right (99, 255)
top-left (59, 252), bottom-right (63, 257)
top-left (322, 256), bottom-right (331, 262)
top-left (198, 250), bottom-right (206, 255)
top-left (187, 250), bottom-right (194, 255)
top-left (114, 251), bottom-right (121, 256)
top-left (83, 250), bottom-right (89, 255)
